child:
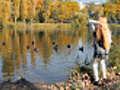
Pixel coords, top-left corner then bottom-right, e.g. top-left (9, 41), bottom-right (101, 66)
top-left (88, 15), bottom-right (112, 85)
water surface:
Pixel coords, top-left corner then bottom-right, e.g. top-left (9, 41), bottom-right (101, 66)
top-left (0, 28), bottom-right (119, 84)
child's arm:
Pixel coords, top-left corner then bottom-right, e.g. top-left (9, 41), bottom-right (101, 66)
top-left (88, 19), bottom-right (100, 31)
top-left (88, 19), bottom-right (100, 24)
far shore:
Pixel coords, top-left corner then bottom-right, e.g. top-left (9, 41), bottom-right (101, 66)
top-left (1, 22), bottom-right (120, 31)
top-left (6, 22), bottom-right (72, 31)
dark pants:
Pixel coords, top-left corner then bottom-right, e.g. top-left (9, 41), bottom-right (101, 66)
top-left (93, 42), bottom-right (108, 61)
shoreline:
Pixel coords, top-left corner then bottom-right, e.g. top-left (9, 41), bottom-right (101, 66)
top-left (6, 23), bottom-right (72, 31)
top-left (2, 23), bottom-right (120, 31)
top-left (0, 66), bottom-right (120, 90)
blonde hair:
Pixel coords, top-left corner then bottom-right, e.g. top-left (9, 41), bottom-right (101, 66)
top-left (95, 15), bottom-right (111, 50)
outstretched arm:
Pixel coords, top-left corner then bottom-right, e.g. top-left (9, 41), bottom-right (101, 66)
top-left (88, 19), bottom-right (100, 24)
top-left (88, 19), bottom-right (100, 31)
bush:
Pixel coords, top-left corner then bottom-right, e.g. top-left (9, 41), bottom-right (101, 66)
top-left (71, 11), bottom-right (88, 30)
top-left (109, 46), bottom-right (120, 71)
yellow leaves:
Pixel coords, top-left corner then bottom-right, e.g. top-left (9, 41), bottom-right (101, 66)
top-left (57, 1), bottom-right (79, 21)
top-left (104, 2), bottom-right (117, 15)
top-left (49, 3), bottom-right (55, 11)
top-left (55, 0), bottom-right (60, 7)
top-left (0, 0), bottom-right (12, 22)
top-left (37, 0), bottom-right (43, 10)
top-left (117, 3), bottom-right (120, 16)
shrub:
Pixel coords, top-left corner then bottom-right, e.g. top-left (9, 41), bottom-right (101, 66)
top-left (71, 11), bottom-right (88, 30)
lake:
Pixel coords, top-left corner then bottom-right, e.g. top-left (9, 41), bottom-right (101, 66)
top-left (0, 28), bottom-right (119, 84)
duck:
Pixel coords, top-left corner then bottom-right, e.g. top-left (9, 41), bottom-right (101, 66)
top-left (32, 41), bottom-right (34, 45)
top-left (52, 42), bottom-right (55, 45)
top-left (1, 42), bottom-right (6, 45)
top-left (79, 46), bottom-right (84, 52)
top-left (34, 48), bottom-right (39, 52)
top-left (67, 44), bottom-right (71, 49)
top-left (53, 45), bottom-right (58, 52)
top-left (26, 45), bottom-right (30, 49)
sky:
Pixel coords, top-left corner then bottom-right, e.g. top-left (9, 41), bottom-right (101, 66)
top-left (73, 0), bottom-right (108, 3)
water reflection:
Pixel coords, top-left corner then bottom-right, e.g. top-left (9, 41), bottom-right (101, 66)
top-left (0, 28), bottom-right (119, 84)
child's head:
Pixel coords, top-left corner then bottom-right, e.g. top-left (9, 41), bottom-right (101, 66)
top-left (98, 15), bottom-right (107, 24)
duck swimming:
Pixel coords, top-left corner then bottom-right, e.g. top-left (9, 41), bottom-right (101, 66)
top-left (79, 46), bottom-right (84, 52)
top-left (53, 45), bottom-right (58, 52)
top-left (67, 44), bottom-right (71, 48)
top-left (52, 42), bottom-right (55, 45)
top-left (34, 48), bottom-right (39, 52)
top-left (1, 42), bottom-right (6, 45)
top-left (26, 45), bottom-right (30, 49)
top-left (32, 41), bottom-right (34, 45)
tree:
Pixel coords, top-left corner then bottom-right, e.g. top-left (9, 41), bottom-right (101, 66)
top-left (109, 0), bottom-right (117, 4)
top-left (56, 1), bottom-right (79, 22)
top-left (20, 0), bottom-right (27, 22)
top-left (71, 11), bottom-right (88, 29)
top-left (0, 0), bottom-right (3, 22)
top-left (0, 0), bottom-right (12, 24)
top-left (103, 2), bottom-right (117, 21)
top-left (30, 0), bottom-right (37, 22)
top-left (117, 0), bottom-right (120, 22)
top-left (43, 0), bottom-right (53, 23)
top-left (13, 0), bottom-right (20, 23)
top-left (35, 0), bottom-right (44, 22)
top-left (88, 3), bottom-right (104, 19)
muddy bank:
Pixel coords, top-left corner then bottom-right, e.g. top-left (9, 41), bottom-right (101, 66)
top-left (0, 66), bottom-right (120, 90)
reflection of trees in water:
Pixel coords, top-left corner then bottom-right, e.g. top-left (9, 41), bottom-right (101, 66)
top-left (42, 31), bottom-right (52, 65)
top-left (21, 32), bottom-right (27, 76)
top-left (14, 32), bottom-right (21, 74)
top-left (1, 30), bottom-right (15, 80)
top-left (30, 32), bottom-right (36, 66)
top-left (0, 29), bottom-right (94, 80)
top-left (39, 31), bottom-right (45, 39)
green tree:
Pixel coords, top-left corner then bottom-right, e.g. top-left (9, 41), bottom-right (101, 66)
top-left (43, 0), bottom-right (53, 23)
top-left (103, 2), bottom-right (117, 22)
top-left (71, 11), bottom-right (88, 29)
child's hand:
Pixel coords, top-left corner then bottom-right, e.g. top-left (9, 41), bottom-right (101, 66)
top-left (105, 50), bottom-right (109, 55)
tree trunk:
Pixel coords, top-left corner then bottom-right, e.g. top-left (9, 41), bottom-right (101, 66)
top-left (15, 17), bottom-right (17, 24)
top-left (0, 18), bottom-right (3, 29)
top-left (23, 19), bottom-right (26, 23)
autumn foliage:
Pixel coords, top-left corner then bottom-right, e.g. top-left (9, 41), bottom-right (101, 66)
top-left (0, 0), bottom-right (80, 23)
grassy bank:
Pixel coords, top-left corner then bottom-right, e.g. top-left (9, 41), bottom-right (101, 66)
top-left (5, 23), bottom-right (120, 31)
top-left (109, 24), bottom-right (120, 31)
top-left (7, 22), bottom-right (72, 31)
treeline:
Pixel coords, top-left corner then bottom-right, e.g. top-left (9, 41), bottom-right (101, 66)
top-left (0, 0), bottom-right (119, 26)
top-left (88, 0), bottom-right (120, 24)
top-left (0, 0), bottom-right (79, 24)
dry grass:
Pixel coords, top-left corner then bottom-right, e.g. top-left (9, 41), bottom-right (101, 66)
top-left (7, 22), bottom-right (72, 31)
